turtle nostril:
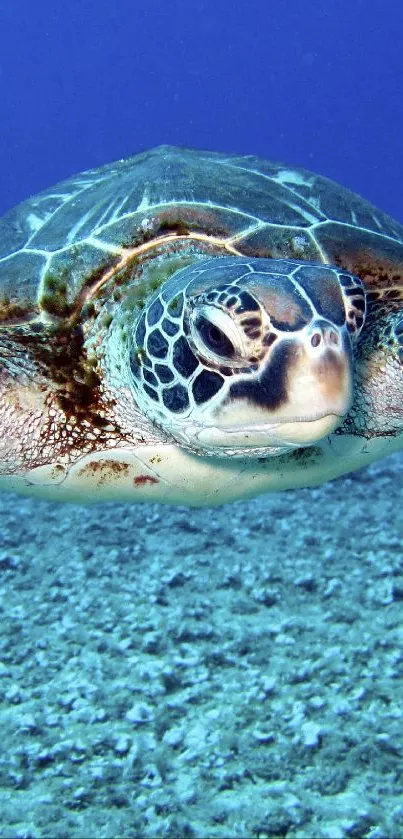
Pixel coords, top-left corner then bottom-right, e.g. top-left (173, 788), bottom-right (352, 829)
top-left (311, 326), bottom-right (340, 349)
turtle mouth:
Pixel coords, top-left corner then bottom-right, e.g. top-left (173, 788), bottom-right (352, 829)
top-left (189, 411), bottom-right (343, 456)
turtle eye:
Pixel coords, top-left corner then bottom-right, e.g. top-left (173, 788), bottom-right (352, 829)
top-left (196, 315), bottom-right (235, 358)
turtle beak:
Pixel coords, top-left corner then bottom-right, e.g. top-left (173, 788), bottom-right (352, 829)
top-left (197, 320), bottom-right (354, 454)
top-left (271, 321), bottom-right (354, 439)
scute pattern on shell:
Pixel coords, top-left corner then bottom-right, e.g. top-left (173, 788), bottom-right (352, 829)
top-left (0, 145), bottom-right (403, 322)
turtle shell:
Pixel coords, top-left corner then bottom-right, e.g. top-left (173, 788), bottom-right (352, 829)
top-left (1, 144), bottom-right (403, 324)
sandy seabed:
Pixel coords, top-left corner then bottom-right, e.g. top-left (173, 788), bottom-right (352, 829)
top-left (0, 453), bottom-right (402, 839)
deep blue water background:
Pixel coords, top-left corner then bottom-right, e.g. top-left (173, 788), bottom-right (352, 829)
top-left (0, 0), bottom-right (402, 222)
top-left (1, 4), bottom-right (403, 835)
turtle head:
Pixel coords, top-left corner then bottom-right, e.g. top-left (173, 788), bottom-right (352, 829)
top-left (129, 257), bottom-right (366, 457)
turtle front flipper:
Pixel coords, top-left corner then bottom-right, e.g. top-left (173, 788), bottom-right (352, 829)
top-left (341, 308), bottom-right (403, 441)
top-left (0, 334), bottom-right (53, 475)
top-left (0, 325), bottom-right (129, 486)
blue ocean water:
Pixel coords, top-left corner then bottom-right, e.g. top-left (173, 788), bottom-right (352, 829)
top-left (1, 0), bottom-right (402, 222)
top-left (0, 1), bottom-right (403, 837)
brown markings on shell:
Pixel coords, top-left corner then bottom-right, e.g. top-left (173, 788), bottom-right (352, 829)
top-left (104, 236), bottom-right (230, 300)
top-left (40, 254), bottom-right (119, 321)
top-left (2, 205), bottom-right (238, 329)
top-left (134, 474), bottom-right (159, 486)
top-left (78, 459), bottom-right (130, 486)
top-left (80, 232), bottom-right (237, 318)
top-left (336, 252), bottom-right (403, 293)
top-left (315, 224), bottom-right (403, 294)
top-left (126, 205), bottom-right (232, 248)
top-left (234, 227), bottom-right (319, 262)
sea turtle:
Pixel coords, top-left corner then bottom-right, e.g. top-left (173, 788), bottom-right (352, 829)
top-left (0, 145), bottom-right (402, 505)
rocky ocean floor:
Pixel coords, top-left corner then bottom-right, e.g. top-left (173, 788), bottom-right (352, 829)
top-left (0, 455), bottom-right (402, 839)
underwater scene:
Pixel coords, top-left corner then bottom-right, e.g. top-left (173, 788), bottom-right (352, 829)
top-left (0, 1), bottom-right (402, 837)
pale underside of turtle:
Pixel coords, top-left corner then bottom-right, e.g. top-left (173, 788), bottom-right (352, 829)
top-left (0, 145), bottom-right (402, 505)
